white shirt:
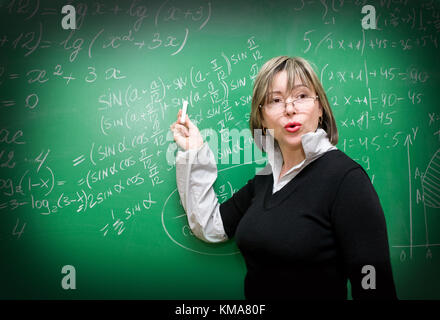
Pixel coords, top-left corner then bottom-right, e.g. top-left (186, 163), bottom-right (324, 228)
top-left (260, 128), bottom-right (337, 193)
top-left (175, 128), bottom-right (337, 243)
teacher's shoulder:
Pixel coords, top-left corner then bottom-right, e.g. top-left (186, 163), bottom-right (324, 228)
top-left (323, 149), bottom-right (367, 179)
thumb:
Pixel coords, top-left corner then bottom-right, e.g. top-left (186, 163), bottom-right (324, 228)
top-left (184, 114), bottom-right (197, 130)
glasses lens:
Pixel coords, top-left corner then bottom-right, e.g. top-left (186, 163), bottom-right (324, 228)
top-left (296, 97), bottom-right (314, 107)
top-left (268, 99), bottom-right (284, 111)
top-left (266, 96), bottom-right (315, 111)
top-left (274, 101), bottom-right (284, 110)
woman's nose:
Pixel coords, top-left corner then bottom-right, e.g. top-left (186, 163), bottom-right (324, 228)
top-left (284, 100), bottom-right (296, 115)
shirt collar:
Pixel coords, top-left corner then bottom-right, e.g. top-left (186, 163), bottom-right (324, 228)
top-left (301, 128), bottom-right (336, 161)
top-left (259, 128), bottom-right (336, 176)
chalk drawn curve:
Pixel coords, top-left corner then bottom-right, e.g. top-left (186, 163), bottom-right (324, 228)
top-left (422, 148), bottom-right (440, 208)
top-left (161, 188), bottom-right (240, 256)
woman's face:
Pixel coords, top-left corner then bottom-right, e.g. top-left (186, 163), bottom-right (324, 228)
top-left (261, 70), bottom-right (323, 150)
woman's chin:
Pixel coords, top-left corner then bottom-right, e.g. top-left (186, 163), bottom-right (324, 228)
top-left (278, 134), bottom-right (302, 149)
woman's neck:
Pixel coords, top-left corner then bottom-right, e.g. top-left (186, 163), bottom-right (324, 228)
top-left (278, 143), bottom-right (306, 178)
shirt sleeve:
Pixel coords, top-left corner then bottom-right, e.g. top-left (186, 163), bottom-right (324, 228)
top-left (219, 176), bottom-right (255, 239)
top-left (331, 167), bottom-right (398, 300)
top-left (175, 142), bottom-right (228, 243)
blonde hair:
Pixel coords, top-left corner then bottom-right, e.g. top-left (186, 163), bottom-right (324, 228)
top-left (249, 56), bottom-right (338, 147)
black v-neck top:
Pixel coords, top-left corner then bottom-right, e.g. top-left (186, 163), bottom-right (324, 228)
top-left (219, 149), bottom-right (397, 300)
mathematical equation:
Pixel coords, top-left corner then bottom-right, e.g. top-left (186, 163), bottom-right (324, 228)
top-left (1, 0), bottom-right (211, 58)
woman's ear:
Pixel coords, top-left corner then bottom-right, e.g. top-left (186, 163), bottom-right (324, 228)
top-left (260, 117), bottom-right (267, 136)
top-left (259, 110), bottom-right (266, 126)
top-left (261, 122), bottom-right (268, 135)
top-left (317, 105), bottom-right (324, 129)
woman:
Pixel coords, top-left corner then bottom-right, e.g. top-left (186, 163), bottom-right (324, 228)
top-left (170, 56), bottom-right (397, 300)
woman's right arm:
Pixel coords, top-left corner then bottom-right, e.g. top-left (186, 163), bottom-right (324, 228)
top-left (175, 142), bottom-right (229, 243)
top-left (170, 109), bottom-right (256, 242)
top-left (170, 109), bottom-right (228, 243)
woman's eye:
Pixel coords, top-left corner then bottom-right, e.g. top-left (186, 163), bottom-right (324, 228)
top-left (272, 98), bottom-right (282, 103)
top-left (297, 94), bottom-right (307, 99)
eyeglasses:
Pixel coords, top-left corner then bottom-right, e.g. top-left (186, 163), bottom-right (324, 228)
top-left (259, 95), bottom-right (319, 113)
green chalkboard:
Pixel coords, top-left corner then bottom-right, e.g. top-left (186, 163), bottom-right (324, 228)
top-left (0, 0), bottom-right (439, 299)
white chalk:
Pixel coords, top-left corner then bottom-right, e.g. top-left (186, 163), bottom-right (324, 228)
top-left (180, 100), bottom-right (188, 124)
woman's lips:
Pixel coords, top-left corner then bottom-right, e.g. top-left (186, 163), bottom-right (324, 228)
top-left (284, 122), bottom-right (301, 133)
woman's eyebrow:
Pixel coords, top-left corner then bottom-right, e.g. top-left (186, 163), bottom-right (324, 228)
top-left (268, 90), bottom-right (284, 95)
top-left (269, 85), bottom-right (310, 94)
top-left (291, 84), bottom-right (310, 90)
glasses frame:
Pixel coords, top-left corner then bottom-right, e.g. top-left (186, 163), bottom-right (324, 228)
top-left (259, 95), bottom-right (319, 112)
